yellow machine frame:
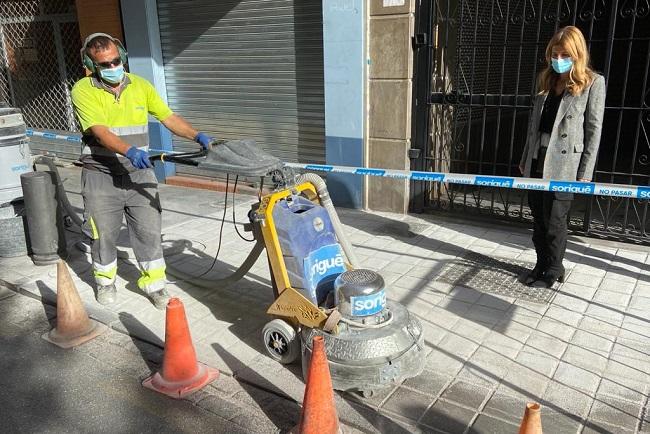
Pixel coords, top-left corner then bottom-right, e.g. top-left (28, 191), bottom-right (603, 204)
top-left (256, 182), bottom-right (329, 329)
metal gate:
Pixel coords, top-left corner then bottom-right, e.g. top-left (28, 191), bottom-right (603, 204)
top-left (156, 0), bottom-right (325, 178)
top-left (411, 0), bottom-right (650, 244)
top-left (0, 0), bottom-right (83, 160)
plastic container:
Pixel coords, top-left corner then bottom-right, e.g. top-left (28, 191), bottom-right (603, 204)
top-left (272, 195), bottom-right (345, 304)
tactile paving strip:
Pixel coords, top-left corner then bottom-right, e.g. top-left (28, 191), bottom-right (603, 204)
top-left (436, 251), bottom-right (557, 303)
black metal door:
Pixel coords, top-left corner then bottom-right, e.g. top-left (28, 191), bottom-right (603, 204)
top-left (411, 0), bottom-right (650, 244)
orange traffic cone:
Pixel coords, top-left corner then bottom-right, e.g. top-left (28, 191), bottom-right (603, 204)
top-left (518, 402), bottom-right (543, 434)
top-left (293, 335), bottom-right (341, 434)
top-left (42, 261), bottom-right (107, 348)
top-left (142, 297), bottom-right (219, 398)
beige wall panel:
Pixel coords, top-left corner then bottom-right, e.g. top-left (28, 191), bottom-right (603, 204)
top-left (369, 0), bottom-right (415, 16)
top-left (367, 139), bottom-right (409, 212)
top-left (369, 16), bottom-right (411, 79)
top-left (369, 80), bottom-right (411, 140)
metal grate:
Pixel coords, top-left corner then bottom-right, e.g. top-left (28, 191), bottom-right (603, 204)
top-left (0, 0), bottom-right (82, 131)
top-left (412, 0), bottom-right (650, 244)
top-left (436, 251), bottom-right (556, 304)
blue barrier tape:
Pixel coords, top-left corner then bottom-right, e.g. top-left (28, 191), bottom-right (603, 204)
top-left (27, 128), bottom-right (649, 200)
top-left (285, 163), bottom-right (650, 200)
top-left (26, 129), bottom-right (82, 143)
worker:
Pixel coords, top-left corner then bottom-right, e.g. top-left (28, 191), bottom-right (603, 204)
top-left (71, 33), bottom-right (216, 309)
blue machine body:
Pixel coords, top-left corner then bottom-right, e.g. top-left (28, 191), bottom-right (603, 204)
top-left (272, 195), bottom-right (346, 305)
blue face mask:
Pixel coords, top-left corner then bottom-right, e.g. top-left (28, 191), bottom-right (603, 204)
top-left (551, 57), bottom-right (573, 74)
top-left (98, 64), bottom-right (125, 84)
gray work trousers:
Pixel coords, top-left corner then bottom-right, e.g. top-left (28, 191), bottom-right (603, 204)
top-left (81, 168), bottom-right (166, 294)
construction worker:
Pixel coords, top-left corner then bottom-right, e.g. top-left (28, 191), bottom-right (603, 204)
top-left (71, 33), bottom-right (216, 309)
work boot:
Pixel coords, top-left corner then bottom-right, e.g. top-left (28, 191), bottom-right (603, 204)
top-left (149, 289), bottom-right (171, 310)
top-left (96, 284), bottom-right (117, 305)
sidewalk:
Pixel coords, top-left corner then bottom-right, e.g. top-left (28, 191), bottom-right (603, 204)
top-left (2, 165), bottom-right (650, 433)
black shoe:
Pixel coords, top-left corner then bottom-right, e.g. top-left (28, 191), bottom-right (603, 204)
top-left (524, 265), bottom-right (546, 285)
top-left (531, 272), bottom-right (565, 288)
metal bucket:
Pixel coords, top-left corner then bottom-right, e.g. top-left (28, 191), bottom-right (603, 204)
top-left (0, 107), bottom-right (31, 206)
top-left (0, 201), bottom-right (28, 257)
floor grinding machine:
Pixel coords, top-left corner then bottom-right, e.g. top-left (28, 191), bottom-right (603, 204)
top-left (153, 140), bottom-right (426, 395)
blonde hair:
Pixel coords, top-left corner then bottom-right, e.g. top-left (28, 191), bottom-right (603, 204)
top-left (538, 26), bottom-right (595, 96)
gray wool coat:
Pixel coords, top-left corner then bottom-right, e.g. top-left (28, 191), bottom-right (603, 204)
top-left (519, 74), bottom-right (606, 181)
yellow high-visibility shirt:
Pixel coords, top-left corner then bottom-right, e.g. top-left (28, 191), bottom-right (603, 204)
top-left (71, 73), bottom-right (173, 173)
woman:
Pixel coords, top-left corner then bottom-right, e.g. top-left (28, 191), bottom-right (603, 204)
top-left (518, 26), bottom-right (606, 288)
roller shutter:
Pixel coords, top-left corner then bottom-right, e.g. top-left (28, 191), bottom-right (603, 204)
top-left (156, 0), bottom-right (325, 178)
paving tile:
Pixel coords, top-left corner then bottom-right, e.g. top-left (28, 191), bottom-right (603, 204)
top-left (482, 391), bottom-right (528, 422)
top-left (502, 363), bottom-right (552, 402)
top-left (437, 330), bottom-right (480, 361)
top-left (539, 409), bottom-right (584, 433)
top-left (345, 385), bottom-right (396, 409)
top-left (599, 278), bottom-right (636, 295)
top-left (542, 381), bottom-right (593, 418)
top-left (579, 316), bottom-right (621, 338)
top-left (566, 272), bottom-right (603, 288)
top-left (594, 290), bottom-right (632, 308)
top-left (493, 320), bottom-right (534, 345)
top-left (455, 364), bottom-right (500, 389)
top-left (337, 399), bottom-right (417, 433)
top-left (467, 414), bottom-right (519, 434)
top-left (553, 361), bottom-right (601, 394)
top-left (570, 329), bottom-right (615, 355)
top-left (419, 400), bottom-right (476, 433)
top-left (585, 303), bottom-right (624, 326)
top-left (0, 285), bottom-right (15, 300)
top-left (544, 305), bottom-right (584, 328)
top-left (597, 377), bottom-right (647, 403)
top-left (611, 339), bottom-right (650, 362)
top-left (559, 282), bottom-right (598, 301)
top-left (447, 285), bottom-right (483, 304)
top-left (450, 318), bottom-right (491, 343)
top-left (439, 381), bottom-right (492, 410)
top-left (629, 296), bottom-right (650, 311)
top-left (467, 346), bottom-right (514, 381)
top-left (482, 331), bottom-right (524, 359)
top-left (420, 321), bottom-right (448, 349)
top-left (381, 386), bottom-right (433, 423)
top-left (634, 280), bottom-right (650, 294)
top-left (589, 395), bottom-right (643, 432)
top-left (425, 348), bottom-right (464, 378)
top-left (463, 305), bottom-right (505, 326)
top-left (536, 318), bottom-right (577, 341)
top-left (582, 419), bottom-right (635, 433)
top-left (605, 359), bottom-right (650, 384)
top-left (552, 292), bottom-right (591, 313)
top-left (562, 344), bottom-right (608, 375)
top-left (525, 331), bottom-right (569, 359)
top-left (402, 369), bottom-right (451, 397)
top-left (515, 348), bottom-right (559, 378)
top-left (573, 263), bottom-right (608, 277)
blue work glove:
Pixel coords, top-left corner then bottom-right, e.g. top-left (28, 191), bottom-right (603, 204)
top-left (195, 132), bottom-right (216, 150)
top-left (125, 146), bottom-right (152, 169)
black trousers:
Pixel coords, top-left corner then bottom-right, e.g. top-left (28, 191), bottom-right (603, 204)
top-left (528, 163), bottom-right (572, 276)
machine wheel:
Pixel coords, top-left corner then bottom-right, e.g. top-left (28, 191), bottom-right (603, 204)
top-left (362, 390), bottom-right (376, 399)
top-left (262, 319), bottom-right (300, 364)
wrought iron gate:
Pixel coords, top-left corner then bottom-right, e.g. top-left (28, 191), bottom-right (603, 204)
top-left (411, 0), bottom-right (650, 244)
top-left (0, 1), bottom-right (82, 131)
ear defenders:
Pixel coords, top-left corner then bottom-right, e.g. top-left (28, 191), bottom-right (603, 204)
top-left (80, 32), bottom-right (128, 73)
